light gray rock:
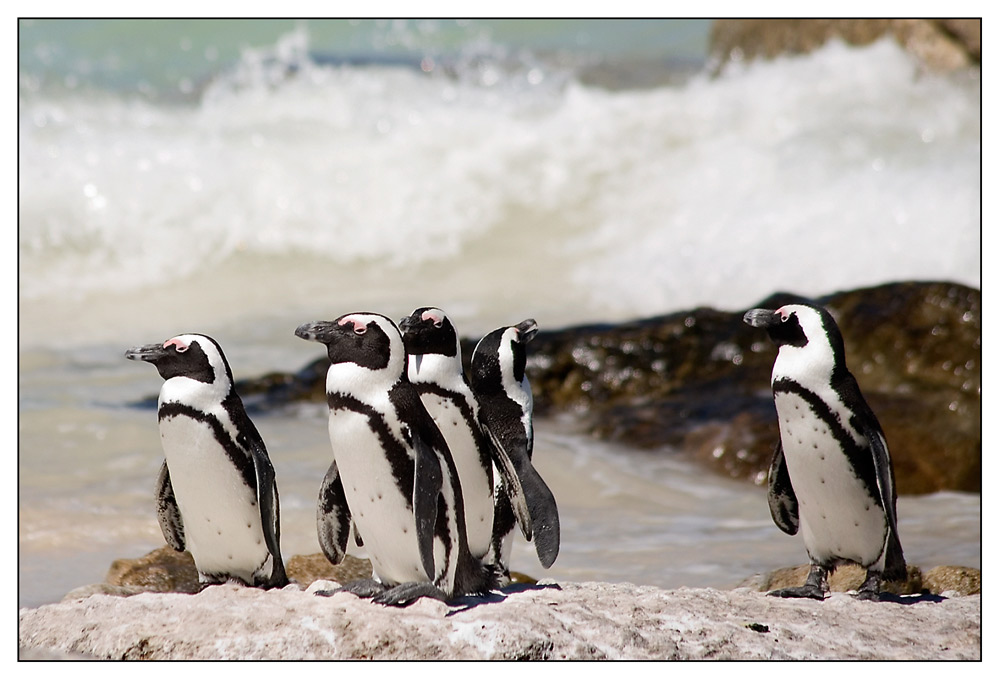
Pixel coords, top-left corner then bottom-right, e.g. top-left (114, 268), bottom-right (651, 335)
top-left (18, 581), bottom-right (980, 660)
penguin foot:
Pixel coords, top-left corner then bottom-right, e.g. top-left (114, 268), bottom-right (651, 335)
top-left (767, 585), bottom-right (827, 600)
top-left (321, 578), bottom-right (387, 599)
top-left (853, 570), bottom-right (883, 601)
top-left (373, 581), bottom-right (449, 607)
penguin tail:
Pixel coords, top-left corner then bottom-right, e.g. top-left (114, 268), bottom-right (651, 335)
top-left (882, 531), bottom-right (907, 582)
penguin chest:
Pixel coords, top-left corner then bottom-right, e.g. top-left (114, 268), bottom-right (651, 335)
top-left (327, 409), bottom-right (434, 587)
top-left (157, 414), bottom-right (269, 583)
top-left (421, 395), bottom-right (494, 560)
top-left (773, 392), bottom-right (887, 567)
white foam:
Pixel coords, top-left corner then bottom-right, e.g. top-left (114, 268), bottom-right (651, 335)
top-left (18, 35), bottom-right (980, 336)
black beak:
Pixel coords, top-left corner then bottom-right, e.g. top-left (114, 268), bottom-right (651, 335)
top-left (516, 318), bottom-right (538, 344)
top-left (295, 320), bottom-right (338, 344)
top-left (743, 308), bottom-right (780, 329)
top-left (125, 343), bottom-right (169, 363)
top-left (398, 313), bottom-right (420, 334)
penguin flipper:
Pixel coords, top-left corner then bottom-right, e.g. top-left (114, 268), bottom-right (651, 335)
top-left (767, 440), bottom-right (799, 535)
top-left (413, 435), bottom-right (443, 582)
top-left (248, 439), bottom-right (288, 586)
top-left (155, 461), bottom-right (186, 552)
top-left (480, 419), bottom-right (533, 542)
top-left (317, 459), bottom-right (353, 565)
top-left (865, 427), bottom-right (907, 579)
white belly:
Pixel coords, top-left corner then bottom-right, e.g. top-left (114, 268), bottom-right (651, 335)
top-left (774, 392), bottom-right (887, 568)
top-left (328, 410), bottom-right (438, 586)
top-left (159, 415), bottom-right (270, 583)
top-left (420, 395), bottom-right (493, 560)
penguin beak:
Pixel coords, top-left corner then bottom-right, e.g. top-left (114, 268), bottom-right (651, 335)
top-left (398, 314), bottom-right (419, 334)
top-left (515, 318), bottom-right (538, 343)
top-left (125, 343), bottom-right (170, 363)
top-left (294, 321), bottom-right (338, 344)
top-left (743, 308), bottom-right (781, 329)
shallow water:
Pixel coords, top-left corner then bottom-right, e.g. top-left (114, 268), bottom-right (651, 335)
top-left (18, 20), bottom-right (981, 608)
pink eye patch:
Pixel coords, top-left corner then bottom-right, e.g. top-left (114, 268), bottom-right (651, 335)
top-left (421, 310), bottom-right (443, 324)
top-left (339, 317), bottom-right (367, 334)
top-left (164, 338), bottom-right (189, 352)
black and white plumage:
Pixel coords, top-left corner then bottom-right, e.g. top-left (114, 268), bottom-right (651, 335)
top-left (470, 319), bottom-right (560, 571)
top-left (295, 312), bottom-right (499, 605)
top-left (744, 303), bottom-right (905, 600)
top-left (125, 334), bottom-right (287, 589)
top-left (399, 307), bottom-right (532, 583)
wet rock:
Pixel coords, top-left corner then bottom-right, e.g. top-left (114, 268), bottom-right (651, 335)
top-left (19, 580), bottom-right (981, 660)
top-left (708, 19), bottom-right (981, 72)
top-left (236, 281), bottom-right (980, 495)
top-left (524, 281), bottom-right (980, 494)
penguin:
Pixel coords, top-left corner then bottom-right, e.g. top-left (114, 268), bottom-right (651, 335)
top-left (743, 303), bottom-right (906, 600)
top-left (398, 307), bottom-right (533, 584)
top-left (294, 312), bottom-right (500, 606)
top-left (470, 319), bottom-right (560, 572)
top-left (124, 334), bottom-right (287, 589)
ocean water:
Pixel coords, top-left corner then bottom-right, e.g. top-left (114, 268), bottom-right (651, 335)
top-left (17, 19), bottom-right (981, 609)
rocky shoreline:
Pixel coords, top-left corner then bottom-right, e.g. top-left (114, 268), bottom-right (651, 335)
top-left (18, 545), bottom-right (981, 660)
top-left (19, 578), bottom-right (981, 660)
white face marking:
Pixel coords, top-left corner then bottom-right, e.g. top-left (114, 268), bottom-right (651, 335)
top-left (497, 327), bottom-right (533, 438)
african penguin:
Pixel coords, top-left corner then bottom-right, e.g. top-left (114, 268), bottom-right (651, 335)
top-left (294, 312), bottom-right (500, 605)
top-left (744, 303), bottom-right (906, 600)
top-left (470, 319), bottom-right (560, 572)
top-left (125, 334), bottom-right (287, 589)
top-left (399, 307), bottom-right (533, 584)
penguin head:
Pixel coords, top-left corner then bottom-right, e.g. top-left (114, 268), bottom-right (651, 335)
top-left (398, 307), bottom-right (460, 359)
top-left (471, 318), bottom-right (538, 394)
top-left (743, 303), bottom-right (847, 380)
top-left (295, 313), bottom-right (404, 376)
top-left (125, 333), bottom-right (233, 386)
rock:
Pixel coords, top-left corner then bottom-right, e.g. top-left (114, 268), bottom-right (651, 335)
top-left (524, 281), bottom-right (980, 494)
top-left (99, 545), bottom-right (374, 596)
top-left (708, 19), bottom-right (981, 72)
top-left (18, 581), bottom-right (980, 660)
top-left (922, 566), bottom-right (981, 596)
top-left (234, 281), bottom-right (980, 495)
top-left (738, 564), bottom-right (982, 597)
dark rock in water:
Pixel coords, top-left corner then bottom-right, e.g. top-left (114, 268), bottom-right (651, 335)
top-left (235, 281), bottom-right (980, 495)
top-left (523, 281), bottom-right (980, 494)
top-left (740, 563), bottom-right (980, 598)
top-left (708, 19), bottom-right (981, 73)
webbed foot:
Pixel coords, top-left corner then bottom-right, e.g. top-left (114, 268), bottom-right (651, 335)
top-left (373, 581), bottom-right (449, 607)
top-left (768, 564), bottom-right (829, 600)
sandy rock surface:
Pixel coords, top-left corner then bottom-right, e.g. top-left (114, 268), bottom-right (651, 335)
top-left (19, 580), bottom-right (980, 660)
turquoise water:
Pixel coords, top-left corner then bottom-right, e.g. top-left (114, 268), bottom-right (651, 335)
top-left (18, 20), bottom-right (980, 609)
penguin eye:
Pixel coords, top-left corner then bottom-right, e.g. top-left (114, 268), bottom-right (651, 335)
top-left (433, 320), bottom-right (443, 329)
top-left (353, 326), bottom-right (367, 336)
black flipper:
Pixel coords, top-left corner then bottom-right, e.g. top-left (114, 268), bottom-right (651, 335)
top-left (766, 440), bottom-right (799, 536)
top-left (317, 459), bottom-right (353, 566)
top-left (155, 461), bottom-right (185, 552)
top-left (481, 419), bottom-right (533, 541)
top-left (413, 434), bottom-right (443, 582)
top-left (865, 426), bottom-right (906, 580)
top-left (248, 438), bottom-right (287, 586)
top-left (482, 418), bottom-right (560, 568)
